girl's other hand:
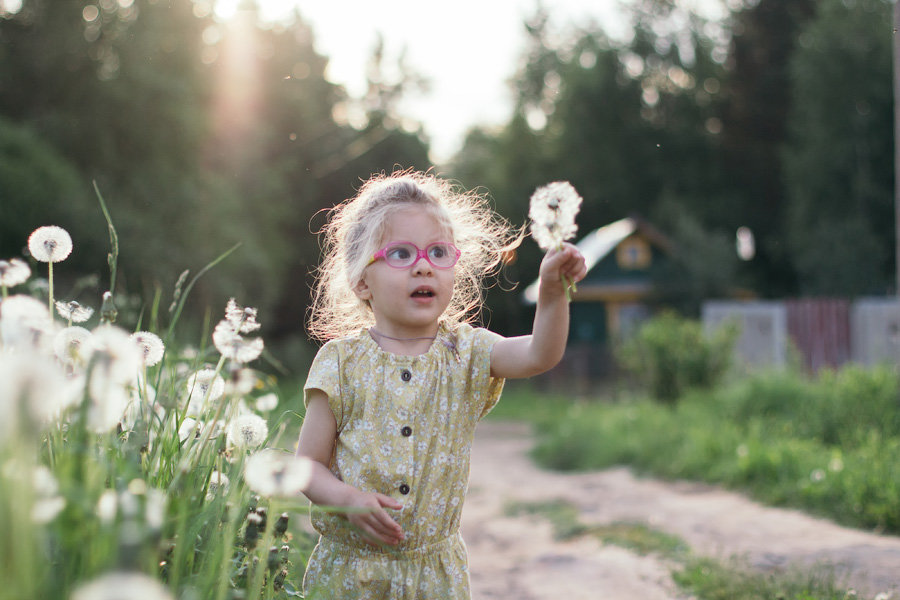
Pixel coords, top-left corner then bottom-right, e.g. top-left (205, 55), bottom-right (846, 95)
top-left (538, 242), bottom-right (587, 297)
top-left (346, 490), bottom-right (405, 546)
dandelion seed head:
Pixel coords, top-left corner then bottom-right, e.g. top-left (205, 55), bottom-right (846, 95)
top-left (0, 258), bottom-right (30, 288)
top-left (27, 225), bottom-right (73, 263)
top-left (145, 488), bottom-right (166, 530)
top-left (528, 181), bottom-right (583, 250)
top-left (71, 571), bottom-right (174, 600)
top-left (225, 367), bottom-right (257, 396)
top-left (0, 294), bottom-right (54, 349)
top-left (255, 393), bottom-right (278, 412)
top-left (178, 417), bottom-right (199, 442)
top-left (0, 352), bottom-right (73, 439)
top-left (244, 450), bottom-right (313, 497)
top-left (207, 471), bottom-right (230, 500)
top-left (54, 326), bottom-right (92, 367)
top-left (213, 319), bottom-right (264, 363)
top-left (225, 298), bottom-right (261, 333)
top-left (130, 331), bottom-right (165, 367)
top-left (185, 368), bottom-right (225, 416)
top-left (226, 413), bottom-right (268, 449)
top-left (96, 489), bottom-right (118, 524)
top-left (55, 300), bottom-right (94, 323)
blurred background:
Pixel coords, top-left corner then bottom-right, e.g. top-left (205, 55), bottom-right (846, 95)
top-left (0, 0), bottom-right (893, 374)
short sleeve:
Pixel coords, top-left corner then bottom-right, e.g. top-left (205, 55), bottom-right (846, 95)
top-left (467, 326), bottom-right (506, 420)
top-left (303, 341), bottom-right (348, 431)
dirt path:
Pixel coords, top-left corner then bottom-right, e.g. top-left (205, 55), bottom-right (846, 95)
top-left (461, 422), bottom-right (900, 599)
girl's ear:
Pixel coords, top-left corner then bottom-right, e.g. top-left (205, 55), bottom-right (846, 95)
top-left (353, 277), bottom-right (372, 301)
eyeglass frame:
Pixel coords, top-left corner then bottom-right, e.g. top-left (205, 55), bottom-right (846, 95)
top-left (368, 241), bottom-right (461, 270)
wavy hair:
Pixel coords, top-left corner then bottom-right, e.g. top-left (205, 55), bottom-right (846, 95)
top-left (307, 170), bottom-right (520, 341)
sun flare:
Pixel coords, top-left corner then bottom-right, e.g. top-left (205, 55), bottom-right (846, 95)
top-left (214, 0), bottom-right (300, 22)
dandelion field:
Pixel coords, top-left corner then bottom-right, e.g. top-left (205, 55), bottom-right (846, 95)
top-left (0, 205), bottom-right (316, 599)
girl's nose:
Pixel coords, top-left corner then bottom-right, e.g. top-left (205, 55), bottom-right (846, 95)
top-left (411, 256), bottom-right (433, 275)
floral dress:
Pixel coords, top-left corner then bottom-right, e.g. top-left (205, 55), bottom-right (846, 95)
top-left (301, 322), bottom-right (505, 599)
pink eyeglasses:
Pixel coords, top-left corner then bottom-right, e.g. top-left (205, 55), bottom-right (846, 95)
top-left (369, 241), bottom-right (461, 269)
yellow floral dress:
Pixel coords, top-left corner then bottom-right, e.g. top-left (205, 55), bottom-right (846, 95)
top-left (301, 322), bottom-right (505, 599)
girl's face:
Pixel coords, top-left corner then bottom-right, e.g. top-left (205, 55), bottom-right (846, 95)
top-left (353, 205), bottom-right (455, 338)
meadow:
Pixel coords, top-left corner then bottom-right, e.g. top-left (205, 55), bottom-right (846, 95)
top-left (0, 213), bottom-right (316, 599)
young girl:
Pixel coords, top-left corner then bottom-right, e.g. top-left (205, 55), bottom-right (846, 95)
top-left (295, 170), bottom-right (586, 599)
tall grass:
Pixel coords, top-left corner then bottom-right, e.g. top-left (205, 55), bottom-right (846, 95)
top-left (0, 211), bottom-right (314, 599)
top-left (521, 365), bottom-right (900, 534)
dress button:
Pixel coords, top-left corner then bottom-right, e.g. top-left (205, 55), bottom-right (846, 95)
top-left (400, 369), bottom-right (412, 382)
top-left (399, 483), bottom-right (410, 495)
top-left (401, 426), bottom-right (413, 437)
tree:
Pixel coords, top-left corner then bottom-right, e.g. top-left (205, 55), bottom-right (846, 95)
top-left (783, 0), bottom-right (894, 296)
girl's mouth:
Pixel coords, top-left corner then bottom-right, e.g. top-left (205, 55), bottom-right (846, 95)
top-left (411, 287), bottom-right (435, 298)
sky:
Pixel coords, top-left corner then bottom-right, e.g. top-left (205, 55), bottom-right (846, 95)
top-left (214, 0), bottom-right (727, 164)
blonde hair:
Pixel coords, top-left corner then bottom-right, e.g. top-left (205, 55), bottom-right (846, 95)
top-left (307, 170), bottom-right (520, 341)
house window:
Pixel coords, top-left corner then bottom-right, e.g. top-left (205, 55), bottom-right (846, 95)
top-left (616, 237), bottom-right (651, 270)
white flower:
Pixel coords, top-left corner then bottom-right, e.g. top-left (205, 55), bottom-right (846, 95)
top-left (226, 413), bottom-right (268, 449)
top-left (55, 300), bottom-right (94, 323)
top-left (87, 326), bottom-right (142, 432)
top-left (0, 352), bottom-right (74, 440)
top-left (178, 418), bottom-right (199, 442)
top-left (130, 331), bottom-right (165, 367)
top-left (96, 489), bottom-right (118, 524)
top-left (255, 393), bottom-right (278, 412)
top-left (224, 298), bottom-right (261, 333)
top-left (54, 326), bottom-right (92, 368)
top-left (27, 225), bottom-right (73, 263)
top-left (0, 294), bottom-right (54, 349)
top-left (0, 258), bottom-right (30, 288)
top-left (145, 488), bottom-right (166, 531)
top-left (71, 572), bottom-right (174, 600)
top-left (528, 181), bottom-right (583, 250)
top-left (212, 320), bottom-right (264, 364)
top-left (185, 368), bottom-right (225, 416)
top-left (244, 449), bottom-right (313, 497)
top-left (206, 471), bottom-right (230, 500)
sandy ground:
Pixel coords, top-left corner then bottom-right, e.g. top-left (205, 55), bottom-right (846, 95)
top-left (462, 421), bottom-right (900, 600)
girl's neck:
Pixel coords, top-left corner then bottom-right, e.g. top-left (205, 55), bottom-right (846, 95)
top-left (368, 326), bottom-right (440, 356)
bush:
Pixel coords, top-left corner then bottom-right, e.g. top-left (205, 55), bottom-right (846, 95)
top-left (617, 311), bottom-right (739, 403)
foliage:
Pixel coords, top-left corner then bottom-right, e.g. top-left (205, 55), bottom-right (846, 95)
top-left (783, 0), bottom-right (895, 296)
top-left (617, 311), bottom-right (739, 403)
top-left (0, 221), bottom-right (316, 599)
top-left (518, 364), bottom-right (900, 534)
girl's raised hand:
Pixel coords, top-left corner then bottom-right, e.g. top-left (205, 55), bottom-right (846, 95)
top-left (538, 242), bottom-right (587, 299)
top-left (346, 490), bottom-right (405, 546)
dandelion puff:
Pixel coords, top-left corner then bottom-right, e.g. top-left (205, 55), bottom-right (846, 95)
top-left (213, 319), bottom-right (264, 364)
top-left (528, 181), bottom-right (583, 251)
top-left (0, 294), bottom-right (54, 349)
top-left (244, 449), bottom-right (313, 498)
top-left (0, 353), bottom-right (74, 440)
top-left (255, 393), bottom-right (278, 412)
top-left (130, 331), bottom-right (165, 367)
top-left (206, 471), bottom-right (230, 500)
top-left (225, 298), bottom-right (261, 333)
top-left (55, 300), bottom-right (94, 323)
top-left (185, 368), bottom-right (225, 416)
top-left (27, 226), bottom-right (73, 263)
top-left (226, 413), bottom-right (268, 449)
top-left (0, 258), bottom-right (30, 288)
top-left (71, 571), bottom-right (174, 600)
top-left (87, 325), bottom-right (142, 432)
top-left (178, 417), bottom-right (199, 442)
top-left (54, 326), bottom-right (92, 368)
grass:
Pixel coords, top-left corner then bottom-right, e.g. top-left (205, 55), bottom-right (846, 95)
top-left (504, 498), bottom-right (855, 600)
top-left (494, 367), bottom-right (900, 535)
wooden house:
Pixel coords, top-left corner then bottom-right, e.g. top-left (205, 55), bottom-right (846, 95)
top-left (524, 216), bottom-right (673, 345)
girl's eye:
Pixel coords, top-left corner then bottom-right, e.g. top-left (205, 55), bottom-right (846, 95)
top-left (428, 245), bottom-right (447, 259)
top-left (387, 246), bottom-right (412, 260)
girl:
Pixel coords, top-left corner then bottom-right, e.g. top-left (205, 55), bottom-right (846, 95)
top-left (296, 170), bottom-right (586, 599)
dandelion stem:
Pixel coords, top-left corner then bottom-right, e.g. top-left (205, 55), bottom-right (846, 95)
top-left (47, 261), bottom-right (54, 314)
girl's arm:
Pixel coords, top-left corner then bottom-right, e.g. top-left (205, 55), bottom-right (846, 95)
top-left (296, 390), bottom-right (405, 546)
top-left (490, 242), bottom-right (587, 379)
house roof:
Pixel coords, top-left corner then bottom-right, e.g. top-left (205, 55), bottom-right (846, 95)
top-left (523, 216), bottom-right (670, 304)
